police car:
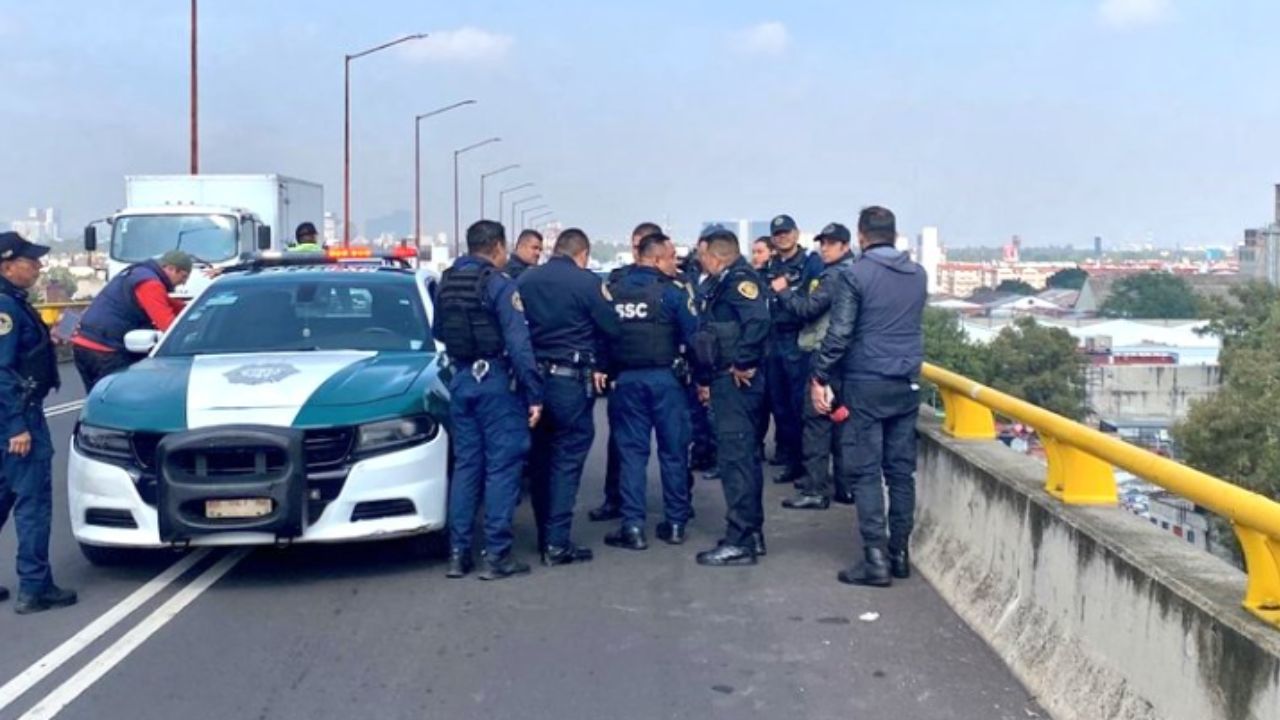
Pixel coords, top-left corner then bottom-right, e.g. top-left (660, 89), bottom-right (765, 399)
top-left (68, 251), bottom-right (450, 564)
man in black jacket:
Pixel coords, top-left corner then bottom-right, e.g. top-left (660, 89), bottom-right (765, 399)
top-left (769, 223), bottom-right (855, 510)
top-left (809, 207), bottom-right (926, 587)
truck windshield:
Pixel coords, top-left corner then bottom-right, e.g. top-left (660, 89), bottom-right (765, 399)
top-left (111, 214), bottom-right (238, 264)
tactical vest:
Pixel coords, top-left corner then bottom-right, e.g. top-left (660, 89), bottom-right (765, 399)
top-left (608, 273), bottom-right (677, 370)
top-left (435, 264), bottom-right (504, 363)
top-left (1, 287), bottom-right (58, 405)
top-left (78, 260), bottom-right (172, 352)
top-left (699, 266), bottom-right (754, 370)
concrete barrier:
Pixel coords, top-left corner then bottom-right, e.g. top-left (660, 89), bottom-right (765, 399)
top-left (912, 414), bottom-right (1280, 720)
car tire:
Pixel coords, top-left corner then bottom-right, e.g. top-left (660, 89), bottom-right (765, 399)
top-left (78, 542), bottom-right (141, 567)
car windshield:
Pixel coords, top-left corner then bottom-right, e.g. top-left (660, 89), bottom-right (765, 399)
top-left (111, 214), bottom-right (238, 263)
top-left (156, 273), bottom-right (432, 356)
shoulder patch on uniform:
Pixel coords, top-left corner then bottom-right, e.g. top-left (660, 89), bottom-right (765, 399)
top-left (601, 284), bottom-right (613, 301)
top-left (809, 278), bottom-right (821, 292)
top-left (673, 279), bottom-right (686, 290)
top-left (511, 291), bottom-right (524, 312)
top-left (0, 312), bottom-right (11, 336)
top-left (737, 281), bottom-right (760, 300)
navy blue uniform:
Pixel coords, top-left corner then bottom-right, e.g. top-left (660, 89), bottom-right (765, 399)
top-left (505, 254), bottom-right (532, 279)
top-left (696, 258), bottom-right (771, 547)
top-left (606, 266), bottom-right (699, 528)
top-left (434, 256), bottom-right (543, 561)
top-left (680, 260), bottom-right (716, 472)
top-left (764, 248), bottom-right (824, 476)
top-left (0, 276), bottom-right (60, 595)
top-left (812, 246), bottom-right (927, 554)
top-left (596, 264), bottom-right (633, 515)
top-left (518, 256), bottom-right (622, 551)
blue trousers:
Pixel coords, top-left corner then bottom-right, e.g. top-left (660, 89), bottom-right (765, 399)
top-left (446, 367), bottom-right (530, 559)
top-left (766, 340), bottom-right (807, 471)
top-left (710, 373), bottom-right (766, 546)
top-left (608, 370), bottom-right (692, 527)
top-left (0, 410), bottom-right (55, 594)
top-left (839, 380), bottom-right (920, 553)
top-left (528, 375), bottom-right (596, 550)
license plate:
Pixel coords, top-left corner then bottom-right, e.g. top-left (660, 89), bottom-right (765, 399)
top-left (205, 498), bottom-right (272, 519)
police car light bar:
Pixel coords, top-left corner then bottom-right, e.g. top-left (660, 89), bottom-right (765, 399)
top-left (220, 250), bottom-right (415, 274)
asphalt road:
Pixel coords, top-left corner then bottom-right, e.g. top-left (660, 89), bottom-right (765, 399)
top-left (1, 370), bottom-right (1043, 720)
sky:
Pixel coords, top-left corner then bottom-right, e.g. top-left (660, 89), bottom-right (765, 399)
top-left (1, 0), bottom-right (1279, 247)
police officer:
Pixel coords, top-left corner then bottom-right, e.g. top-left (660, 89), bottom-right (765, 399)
top-left (517, 228), bottom-right (621, 565)
top-left (505, 229), bottom-right (544, 279)
top-left (70, 249), bottom-right (193, 393)
top-left (810, 207), bottom-right (926, 587)
top-left (0, 232), bottom-right (77, 613)
top-left (589, 221), bottom-right (662, 523)
top-left (769, 223), bottom-right (856, 510)
top-left (763, 214), bottom-right (823, 484)
top-left (289, 222), bottom-right (323, 252)
top-left (682, 234), bottom-right (717, 476)
top-left (602, 232), bottom-right (699, 550)
top-left (691, 227), bottom-right (770, 566)
top-left (434, 220), bottom-right (544, 581)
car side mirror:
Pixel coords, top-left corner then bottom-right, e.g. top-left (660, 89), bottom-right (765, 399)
top-left (84, 225), bottom-right (97, 252)
top-left (123, 329), bottom-right (162, 355)
top-left (257, 225), bottom-right (272, 250)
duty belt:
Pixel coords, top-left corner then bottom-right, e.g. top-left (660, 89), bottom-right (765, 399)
top-left (540, 362), bottom-right (591, 380)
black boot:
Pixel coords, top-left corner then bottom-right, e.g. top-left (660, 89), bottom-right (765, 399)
top-left (889, 548), bottom-right (911, 579)
top-left (543, 544), bottom-right (594, 566)
top-left (14, 585), bottom-right (78, 615)
top-left (781, 493), bottom-right (830, 510)
top-left (696, 542), bottom-right (756, 566)
top-left (655, 521), bottom-right (686, 545)
top-left (751, 531), bottom-right (767, 557)
top-left (604, 524), bottom-right (648, 551)
top-left (0, 586), bottom-right (8, 602)
top-left (837, 548), bottom-right (892, 587)
top-left (446, 550), bottom-right (474, 579)
top-left (478, 554), bottom-right (531, 581)
top-left (588, 503), bottom-right (622, 522)
top-left (832, 488), bottom-right (856, 505)
top-left (773, 467), bottom-right (804, 485)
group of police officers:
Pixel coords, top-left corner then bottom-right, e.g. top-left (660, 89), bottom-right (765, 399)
top-left (433, 207), bottom-right (927, 586)
top-left (0, 205), bottom-right (926, 611)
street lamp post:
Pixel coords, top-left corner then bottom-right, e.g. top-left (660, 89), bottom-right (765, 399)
top-left (527, 210), bottom-right (554, 227)
top-left (414, 100), bottom-right (476, 253)
top-left (345, 32), bottom-right (427, 246)
top-left (479, 165), bottom-right (520, 219)
top-left (498, 183), bottom-right (534, 231)
top-left (510, 195), bottom-right (543, 236)
top-left (453, 137), bottom-right (502, 257)
top-left (190, 0), bottom-right (198, 174)
top-left (520, 204), bottom-right (549, 229)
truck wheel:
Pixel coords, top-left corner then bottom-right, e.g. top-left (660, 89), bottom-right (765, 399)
top-left (78, 542), bottom-right (139, 567)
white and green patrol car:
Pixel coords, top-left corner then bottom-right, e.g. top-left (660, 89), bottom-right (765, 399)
top-left (68, 255), bottom-right (450, 564)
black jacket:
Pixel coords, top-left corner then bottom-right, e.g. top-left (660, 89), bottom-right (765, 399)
top-left (810, 246), bottom-right (926, 384)
top-left (774, 251), bottom-right (854, 321)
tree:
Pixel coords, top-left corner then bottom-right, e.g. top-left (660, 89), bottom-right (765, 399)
top-left (1099, 272), bottom-right (1201, 319)
top-left (1196, 281), bottom-right (1280, 358)
top-left (995, 279), bottom-right (1036, 295)
top-left (1046, 267), bottom-right (1088, 290)
top-left (984, 317), bottom-right (1087, 419)
top-left (41, 267), bottom-right (78, 302)
top-left (923, 307), bottom-right (986, 379)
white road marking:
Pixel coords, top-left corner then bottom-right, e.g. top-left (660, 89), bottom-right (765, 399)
top-left (42, 400), bottom-right (85, 419)
top-left (18, 549), bottom-right (250, 720)
top-left (0, 549), bottom-right (210, 713)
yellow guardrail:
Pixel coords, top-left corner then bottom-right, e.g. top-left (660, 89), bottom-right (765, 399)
top-left (33, 301), bottom-right (90, 327)
top-left (923, 361), bottom-right (1280, 629)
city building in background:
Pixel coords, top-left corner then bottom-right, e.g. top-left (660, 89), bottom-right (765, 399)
top-left (9, 207), bottom-right (60, 243)
top-left (1239, 184), bottom-right (1280, 286)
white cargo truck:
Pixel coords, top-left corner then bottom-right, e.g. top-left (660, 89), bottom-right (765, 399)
top-left (85, 174), bottom-right (324, 297)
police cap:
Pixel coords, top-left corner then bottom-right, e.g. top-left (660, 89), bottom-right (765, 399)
top-left (770, 214), bottom-right (797, 235)
top-left (815, 222), bottom-right (852, 245)
top-left (0, 231), bottom-right (50, 262)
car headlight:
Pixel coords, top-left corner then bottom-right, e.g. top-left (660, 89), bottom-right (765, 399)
top-left (354, 415), bottom-right (438, 457)
top-left (74, 423), bottom-right (134, 464)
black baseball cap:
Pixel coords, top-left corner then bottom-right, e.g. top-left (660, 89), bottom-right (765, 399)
top-left (295, 222), bottom-right (319, 241)
top-left (770, 214), bottom-right (797, 234)
top-left (816, 222), bottom-right (852, 245)
top-left (699, 223), bottom-right (733, 241)
top-left (0, 231), bottom-right (50, 262)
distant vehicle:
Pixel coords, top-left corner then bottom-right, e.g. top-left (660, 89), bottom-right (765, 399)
top-left (68, 252), bottom-right (449, 565)
top-left (84, 174), bottom-right (324, 298)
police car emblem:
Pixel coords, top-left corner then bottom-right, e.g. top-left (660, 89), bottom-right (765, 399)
top-left (511, 291), bottom-right (525, 312)
top-left (737, 281), bottom-right (760, 300)
top-left (224, 362), bottom-right (299, 385)
top-left (0, 313), bottom-right (11, 336)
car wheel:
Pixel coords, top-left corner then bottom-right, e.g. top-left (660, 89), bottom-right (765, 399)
top-left (78, 542), bottom-right (141, 567)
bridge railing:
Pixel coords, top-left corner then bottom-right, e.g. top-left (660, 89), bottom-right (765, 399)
top-left (923, 361), bottom-right (1280, 629)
